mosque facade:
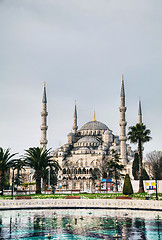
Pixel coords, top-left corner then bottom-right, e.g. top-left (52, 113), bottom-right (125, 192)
top-left (40, 77), bottom-right (140, 192)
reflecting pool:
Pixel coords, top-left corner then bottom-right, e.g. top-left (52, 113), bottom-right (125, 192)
top-left (0, 209), bottom-right (161, 239)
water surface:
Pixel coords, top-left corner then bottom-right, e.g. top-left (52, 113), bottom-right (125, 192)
top-left (0, 209), bottom-right (161, 239)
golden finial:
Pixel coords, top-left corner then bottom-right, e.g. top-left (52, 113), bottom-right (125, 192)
top-left (44, 81), bottom-right (46, 87)
top-left (92, 111), bottom-right (96, 122)
top-left (122, 73), bottom-right (124, 81)
top-left (59, 141), bottom-right (61, 148)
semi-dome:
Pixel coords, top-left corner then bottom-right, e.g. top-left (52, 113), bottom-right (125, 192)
top-left (80, 120), bottom-right (108, 131)
top-left (77, 136), bottom-right (99, 144)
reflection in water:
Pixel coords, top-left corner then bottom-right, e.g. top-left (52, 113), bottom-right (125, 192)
top-left (0, 209), bottom-right (161, 239)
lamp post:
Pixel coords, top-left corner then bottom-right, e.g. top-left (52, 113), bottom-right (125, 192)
top-left (11, 168), bottom-right (14, 199)
top-left (48, 167), bottom-right (50, 190)
top-left (29, 172), bottom-right (32, 195)
top-left (154, 163), bottom-right (158, 200)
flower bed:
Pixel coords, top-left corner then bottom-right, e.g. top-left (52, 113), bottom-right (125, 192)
top-left (116, 196), bottom-right (132, 199)
top-left (65, 196), bottom-right (80, 199)
top-left (15, 196), bottom-right (31, 200)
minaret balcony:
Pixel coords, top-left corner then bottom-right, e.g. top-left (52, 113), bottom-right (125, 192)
top-left (119, 136), bottom-right (127, 141)
top-left (119, 106), bottom-right (127, 112)
top-left (41, 112), bottom-right (48, 117)
top-left (40, 125), bottom-right (48, 130)
top-left (40, 139), bottom-right (48, 144)
top-left (119, 121), bottom-right (127, 126)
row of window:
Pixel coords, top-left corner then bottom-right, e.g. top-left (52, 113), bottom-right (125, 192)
top-left (63, 176), bottom-right (93, 180)
top-left (80, 130), bottom-right (103, 135)
top-left (63, 168), bottom-right (99, 175)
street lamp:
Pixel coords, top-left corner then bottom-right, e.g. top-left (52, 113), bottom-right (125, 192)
top-left (29, 172), bottom-right (32, 195)
top-left (154, 163), bottom-right (158, 200)
top-left (11, 167), bottom-right (14, 199)
top-left (29, 170), bottom-right (34, 195)
top-left (48, 167), bottom-right (50, 190)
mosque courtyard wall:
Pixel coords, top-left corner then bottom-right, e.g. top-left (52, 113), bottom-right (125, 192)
top-left (0, 199), bottom-right (161, 211)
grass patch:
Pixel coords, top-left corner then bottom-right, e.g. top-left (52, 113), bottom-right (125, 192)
top-left (0, 192), bottom-right (161, 200)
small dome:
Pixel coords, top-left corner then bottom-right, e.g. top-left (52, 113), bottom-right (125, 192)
top-left (67, 132), bottom-right (74, 136)
top-left (77, 136), bottom-right (99, 144)
top-left (80, 121), bottom-right (108, 131)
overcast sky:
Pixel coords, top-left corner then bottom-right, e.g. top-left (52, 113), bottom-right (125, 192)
top-left (0, 0), bottom-right (162, 158)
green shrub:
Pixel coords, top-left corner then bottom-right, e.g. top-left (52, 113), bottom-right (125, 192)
top-left (123, 174), bottom-right (133, 195)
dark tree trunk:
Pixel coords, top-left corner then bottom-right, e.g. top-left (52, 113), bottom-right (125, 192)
top-left (42, 179), bottom-right (46, 191)
top-left (138, 139), bottom-right (145, 193)
top-left (115, 178), bottom-right (118, 192)
top-left (35, 170), bottom-right (41, 194)
top-left (0, 171), bottom-right (4, 196)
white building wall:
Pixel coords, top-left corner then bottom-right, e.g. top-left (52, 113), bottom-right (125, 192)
top-left (121, 180), bottom-right (162, 193)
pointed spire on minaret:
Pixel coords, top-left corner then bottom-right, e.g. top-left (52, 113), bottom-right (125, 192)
top-left (74, 100), bottom-right (77, 119)
top-left (138, 97), bottom-right (142, 124)
top-left (121, 74), bottom-right (125, 97)
top-left (42, 82), bottom-right (47, 103)
top-left (92, 111), bottom-right (96, 122)
top-left (40, 83), bottom-right (48, 150)
top-left (119, 74), bottom-right (127, 165)
top-left (73, 101), bottom-right (78, 134)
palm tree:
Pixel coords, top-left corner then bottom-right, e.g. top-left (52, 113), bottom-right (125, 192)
top-left (0, 147), bottom-right (18, 195)
top-left (128, 123), bottom-right (151, 193)
top-left (24, 147), bottom-right (60, 194)
top-left (12, 158), bottom-right (25, 188)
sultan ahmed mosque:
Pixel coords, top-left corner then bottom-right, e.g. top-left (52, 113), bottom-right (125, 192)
top-left (40, 75), bottom-right (141, 192)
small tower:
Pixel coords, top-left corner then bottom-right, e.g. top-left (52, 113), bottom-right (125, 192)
top-left (72, 102), bottom-right (78, 134)
top-left (119, 74), bottom-right (127, 165)
top-left (138, 97), bottom-right (142, 124)
top-left (40, 82), bottom-right (48, 150)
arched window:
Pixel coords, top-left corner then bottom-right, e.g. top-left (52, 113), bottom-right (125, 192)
top-left (83, 168), bottom-right (86, 174)
top-left (80, 182), bottom-right (83, 189)
top-left (73, 182), bottom-right (76, 189)
top-left (67, 168), bottom-right (70, 174)
top-left (78, 168), bottom-right (81, 174)
top-left (80, 160), bottom-right (83, 167)
top-left (63, 168), bottom-right (66, 174)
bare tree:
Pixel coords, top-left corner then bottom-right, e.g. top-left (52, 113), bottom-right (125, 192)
top-left (146, 151), bottom-right (162, 180)
top-left (146, 151), bottom-right (162, 200)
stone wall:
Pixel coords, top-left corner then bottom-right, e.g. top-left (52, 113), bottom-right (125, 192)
top-left (0, 199), bottom-right (161, 211)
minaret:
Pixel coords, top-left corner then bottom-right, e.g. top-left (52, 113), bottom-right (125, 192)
top-left (40, 82), bottom-right (48, 150)
top-left (72, 102), bottom-right (78, 134)
top-left (119, 74), bottom-right (127, 165)
top-left (138, 97), bottom-right (142, 124)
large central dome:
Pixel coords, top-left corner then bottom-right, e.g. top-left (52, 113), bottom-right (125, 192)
top-left (80, 120), bottom-right (108, 131)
